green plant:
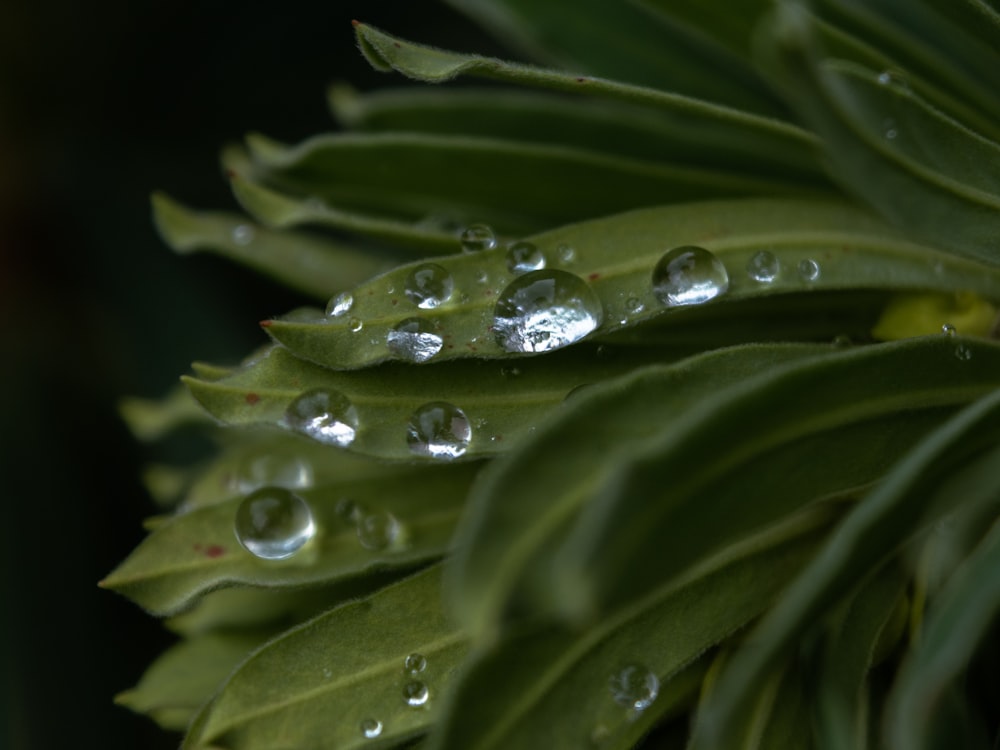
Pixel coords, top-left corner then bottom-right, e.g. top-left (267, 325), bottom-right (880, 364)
top-left (104, 1), bottom-right (1000, 748)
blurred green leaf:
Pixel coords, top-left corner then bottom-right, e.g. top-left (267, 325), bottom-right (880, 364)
top-left (185, 566), bottom-right (467, 750)
top-left (119, 385), bottom-right (211, 442)
top-left (635, 0), bottom-right (773, 62)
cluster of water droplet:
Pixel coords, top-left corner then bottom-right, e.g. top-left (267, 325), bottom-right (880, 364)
top-left (943, 323), bottom-right (973, 361)
top-left (284, 388), bottom-right (359, 448)
top-left (234, 487), bottom-right (316, 560)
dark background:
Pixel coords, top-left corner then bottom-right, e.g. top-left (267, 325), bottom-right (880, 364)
top-left (0, 3), bottom-right (499, 748)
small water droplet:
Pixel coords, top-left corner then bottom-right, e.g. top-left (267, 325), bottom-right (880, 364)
top-left (500, 365), bottom-right (522, 378)
top-left (877, 69), bottom-right (907, 88)
top-left (360, 718), bottom-right (383, 739)
top-left (285, 388), bottom-right (358, 447)
top-left (609, 663), bottom-right (659, 711)
top-left (335, 498), bottom-right (362, 525)
top-left (234, 487), bottom-right (316, 560)
top-left (232, 224), bottom-right (255, 245)
top-left (406, 402), bottom-right (472, 459)
top-left (387, 318), bottom-right (444, 363)
top-left (955, 344), bottom-right (973, 361)
top-left (746, 250), bottom-right (780, 283)
top-left (506, 241), bottom-right (546, 274)
top-left (356, 510), bottom-right (401, 551)
top-left (476, 269), bottom-right (490, 285)
top-left (557, 243), bottom-right (577, 264)
top-left (404, 653), bottom-right (427, 675)
top-left (460, 223), bottom-right (497, 253)
top-left (652, 246), bottom-right (729, 307)
top-left (235, 454), bottom-right (313, 494)
top-left (942, 323), bottom-right (957, 337)
top-left (493, 270), bottom-right (603, 353)
top-left (405, 263), bottom-right (454, 309)
top-left (348, 317), bottom-right (364, 332)
top-left (403, 681), bottom-right (429, 707)
top-left (832, 334), bottom-right (853, 348)
top-left (326, 292), bottom-right (354, 318)
top-left (883, 118), bottom-right (898, 140)
top-left (625, 297), bottom-right (644, 314)
top-left (798, 258), bottom-right (821, 282)
top-left (322, 667), bottom-right (332, 679)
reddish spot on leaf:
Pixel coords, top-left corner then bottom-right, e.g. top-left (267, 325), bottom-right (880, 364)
top-left (205, 545), bottom-right (226, 558)
top-left (246, 392), bottom-right (260, 406)
top-left (394, 42), bottom-right (401, 48)
top-left (260, 320), bottom-right (273, 328)
top-left (588, 273), bottom-right (600, 281)
top-left (446, 344), bottom-right (455, 349)
top-left (224, 168), bottom-right (237, 179)
top-left (391, 299), bottom-right (398, 306)
top-left (576, 77), bottom-right (587, 83)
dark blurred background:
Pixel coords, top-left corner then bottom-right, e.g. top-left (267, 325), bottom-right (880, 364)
top-left (0, 2), bottom-right (498, 747)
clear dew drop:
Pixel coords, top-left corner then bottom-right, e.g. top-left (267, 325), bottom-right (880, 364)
top-left (285, 388), bottom-right (359, 448)
top-left (746, 250), bottom-right (780, 283)
top-left (387, 318), bottom-right (444, 363)
top-left (235, 454), bottom-right (313, 494)
top-left (798, 258), bottom-right (821, 282)
top-left (348, 317), bottom-right (364, 332)
top-left (360, 718), bottom-right (383, 739)
top-left (405, 263), bottom-right (454, 309)
top-left (608, 663), bottom-right (659, 711)
top-left (883, 118), bottom-right (898, 140)
top-left (234, 487), bottom-right (316, 560)
top-left (506, 241), bottom-right (546, 274)
top-left (406, 402), bottom-right (472, 459)
top-left (493, 269), bottom-right (603, 353)
top-left (325, 292), bottom-right (354, 318)
top-left (403, 681), bottom-right (430, 707)
top-left (942, 323), bottom-right (957, 337)
top-left (955, 344), bottom-right (973, 361)
top-left (357, 510), bottom-right (401, 551)
top-left (877, 69), bottom-right (908, 89)
top-left (231, 224), bottom-right (255, 245)
top-left (404, 653), bottom-right (427, 675)
top-left (652, 245), bottom-right (729, 307)
top-left (460, 223), bottom-right (497, 253)
top-left (557, 243), bottom-right (577, 264)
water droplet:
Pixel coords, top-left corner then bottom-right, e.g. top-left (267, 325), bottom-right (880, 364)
top-left (608, 663), bottom-right (659, 711)
top-left (506, 241), bottom-right (546, 274)
top-left (326, 292), bottom-right (354, 318)
top-left (386, 318), bottom-right (444, 363)
top-left (322, 667), bottom-right (332, 679)
top-left (942, 323), bottom-right (957, 337)
top-left (476, 269), bottom-right (490, 285)
top-left (500, 365), bottom-right (522, 378)
top-left (406, 402), bottom-right (472, 459)
top-left (348, 317), bottom-right (364, 332)
top-left (883, 118), bottom-right (898, 140)
top-left (234, 487), bottom-right (316, 560)
top-left (235, 454), bottom-right (313, 494)
top-left (493, 270), bottom-right (603, 353)
top-left (798, 258), bottom-right (821, 282)
top-left (232, 224), bottom-right (255, 245)
top-left (285, 388), bottom-right (358, 447)
top-left (557, 243), bottom-right (576, 264)
top-left (652, 246), bottom-right (729, 307)
top-left (357, 510), bottom-right (401, 550)
top-left (625, 297), bottom-right (644, 315)
top-left (403, 681), bottom-right (429, 707)
top-left (955, 344), bottom-right (973, 361)
top-left (877, 69), bottom-right (907, 88)
top-left (460, 223), bottom-right (497, 253)
top-left (832, 334), bottom-right (853, 348)
top-left (404, 653), bottom-right (427, 675)
top-left (405, 263), bottom-right (454, 309)
top-left (335, 498), bottom-right (362, 525)
top-left (360, 718), bottom-right (383, 739)
top-left (746, 250), bottom-right (779, 283)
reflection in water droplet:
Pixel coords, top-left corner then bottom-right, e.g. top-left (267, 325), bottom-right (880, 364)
top-left (234, 487), bottom-right (315, 560)
top-left (357, 510), bottom-right (401, 550)
top-left (609, 663), bottom-right (659, 711)
top-left (557, 243), bottom-right (576, 264)
top-left (387, 318), bottom-right (444, 363)
top-left (955, 344), bottom-right (973, 361)
top-left (460, 223), bottom-right (497, 253)
top-left (235, 454), bottom-right (313, 494)
top-left (407, 402), bottom-right (472, 459)
top-left (652, 246), bottom-right (729, 307)
top-left (506, 241), bottom-right (546, 274)
top-left (404, 653), bottom-right (427, 675)
top-left (942, 323), bottom-right (957, 337)
top-left (493, 270), bottom-right (603, 353)
top-left (232, 224), bottom-right (255, 245)
top-left (403, 681), bottom-right (430, 707)
top-left (326, 292), bottom-right (354, 318)
top-left (798, 259), bottom-right (821, 282)
top-left (746, 251), bottom-right (779, 283)
top-left (348, 317), bottom-right (364, 332)
top-left (360, 718), bottom-right (383, 739)
top-left (285, 388), bottom-right (358, 447)
top-left (405, 263), bottom-right (454, 309)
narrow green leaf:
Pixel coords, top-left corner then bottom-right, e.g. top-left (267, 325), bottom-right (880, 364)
top-left (265, 198), bottom-right (1000, 370)
top-left (119, 385), bottom-right (211, 442)
top-left (101, 462), bottom-right (478, 615)
top-left (116, 630), bottom-right (272, 731)
top-left (635, 0), bottom-right (773, 61)
top-left (693, 386), bottom-right (1000, 749)
top-left (430, 505), bottom-right (836, 750)
top-left (186, 566), bottom-right (468, 750)
top-left (151, 193), bottom-right (388, 300)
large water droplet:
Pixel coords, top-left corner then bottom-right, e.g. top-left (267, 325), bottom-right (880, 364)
top-left (326, 292), bottom-right (354, 318)
top-left (403, 681), bottom-right (430, 707)
top-left (608, 664), bottom-right (659, 711)
top-left (387, 318), bottom-right (444, 363)
top-left (460, 223), bottom-right (497, 253)
top-left (357, 510), bottom-right (401, 550)
top-left (405, 264), bottom-right (454, 309)
top-left (506, 241), bottom-right (546, 274)
top-left (493, 270), bottom-right (603, 353)
top-left (746, 250), bottom-right (779, 283)
top-left (798, 258), bottom-right (821, 282)
top-left (285, 388), bottom-right (358, 447)
top-left (234, 487), bottom-right (315, 560)
top-left (406, 402), bottom-right (472, 459)
top-left (232, 224), bottom-right (255, 245)
top-left (652, 246), bottom-right (729, 307)
top-left (404, 653), bottom-right (427, 675)
top-left (360, 718), bottom-right (383, 739)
